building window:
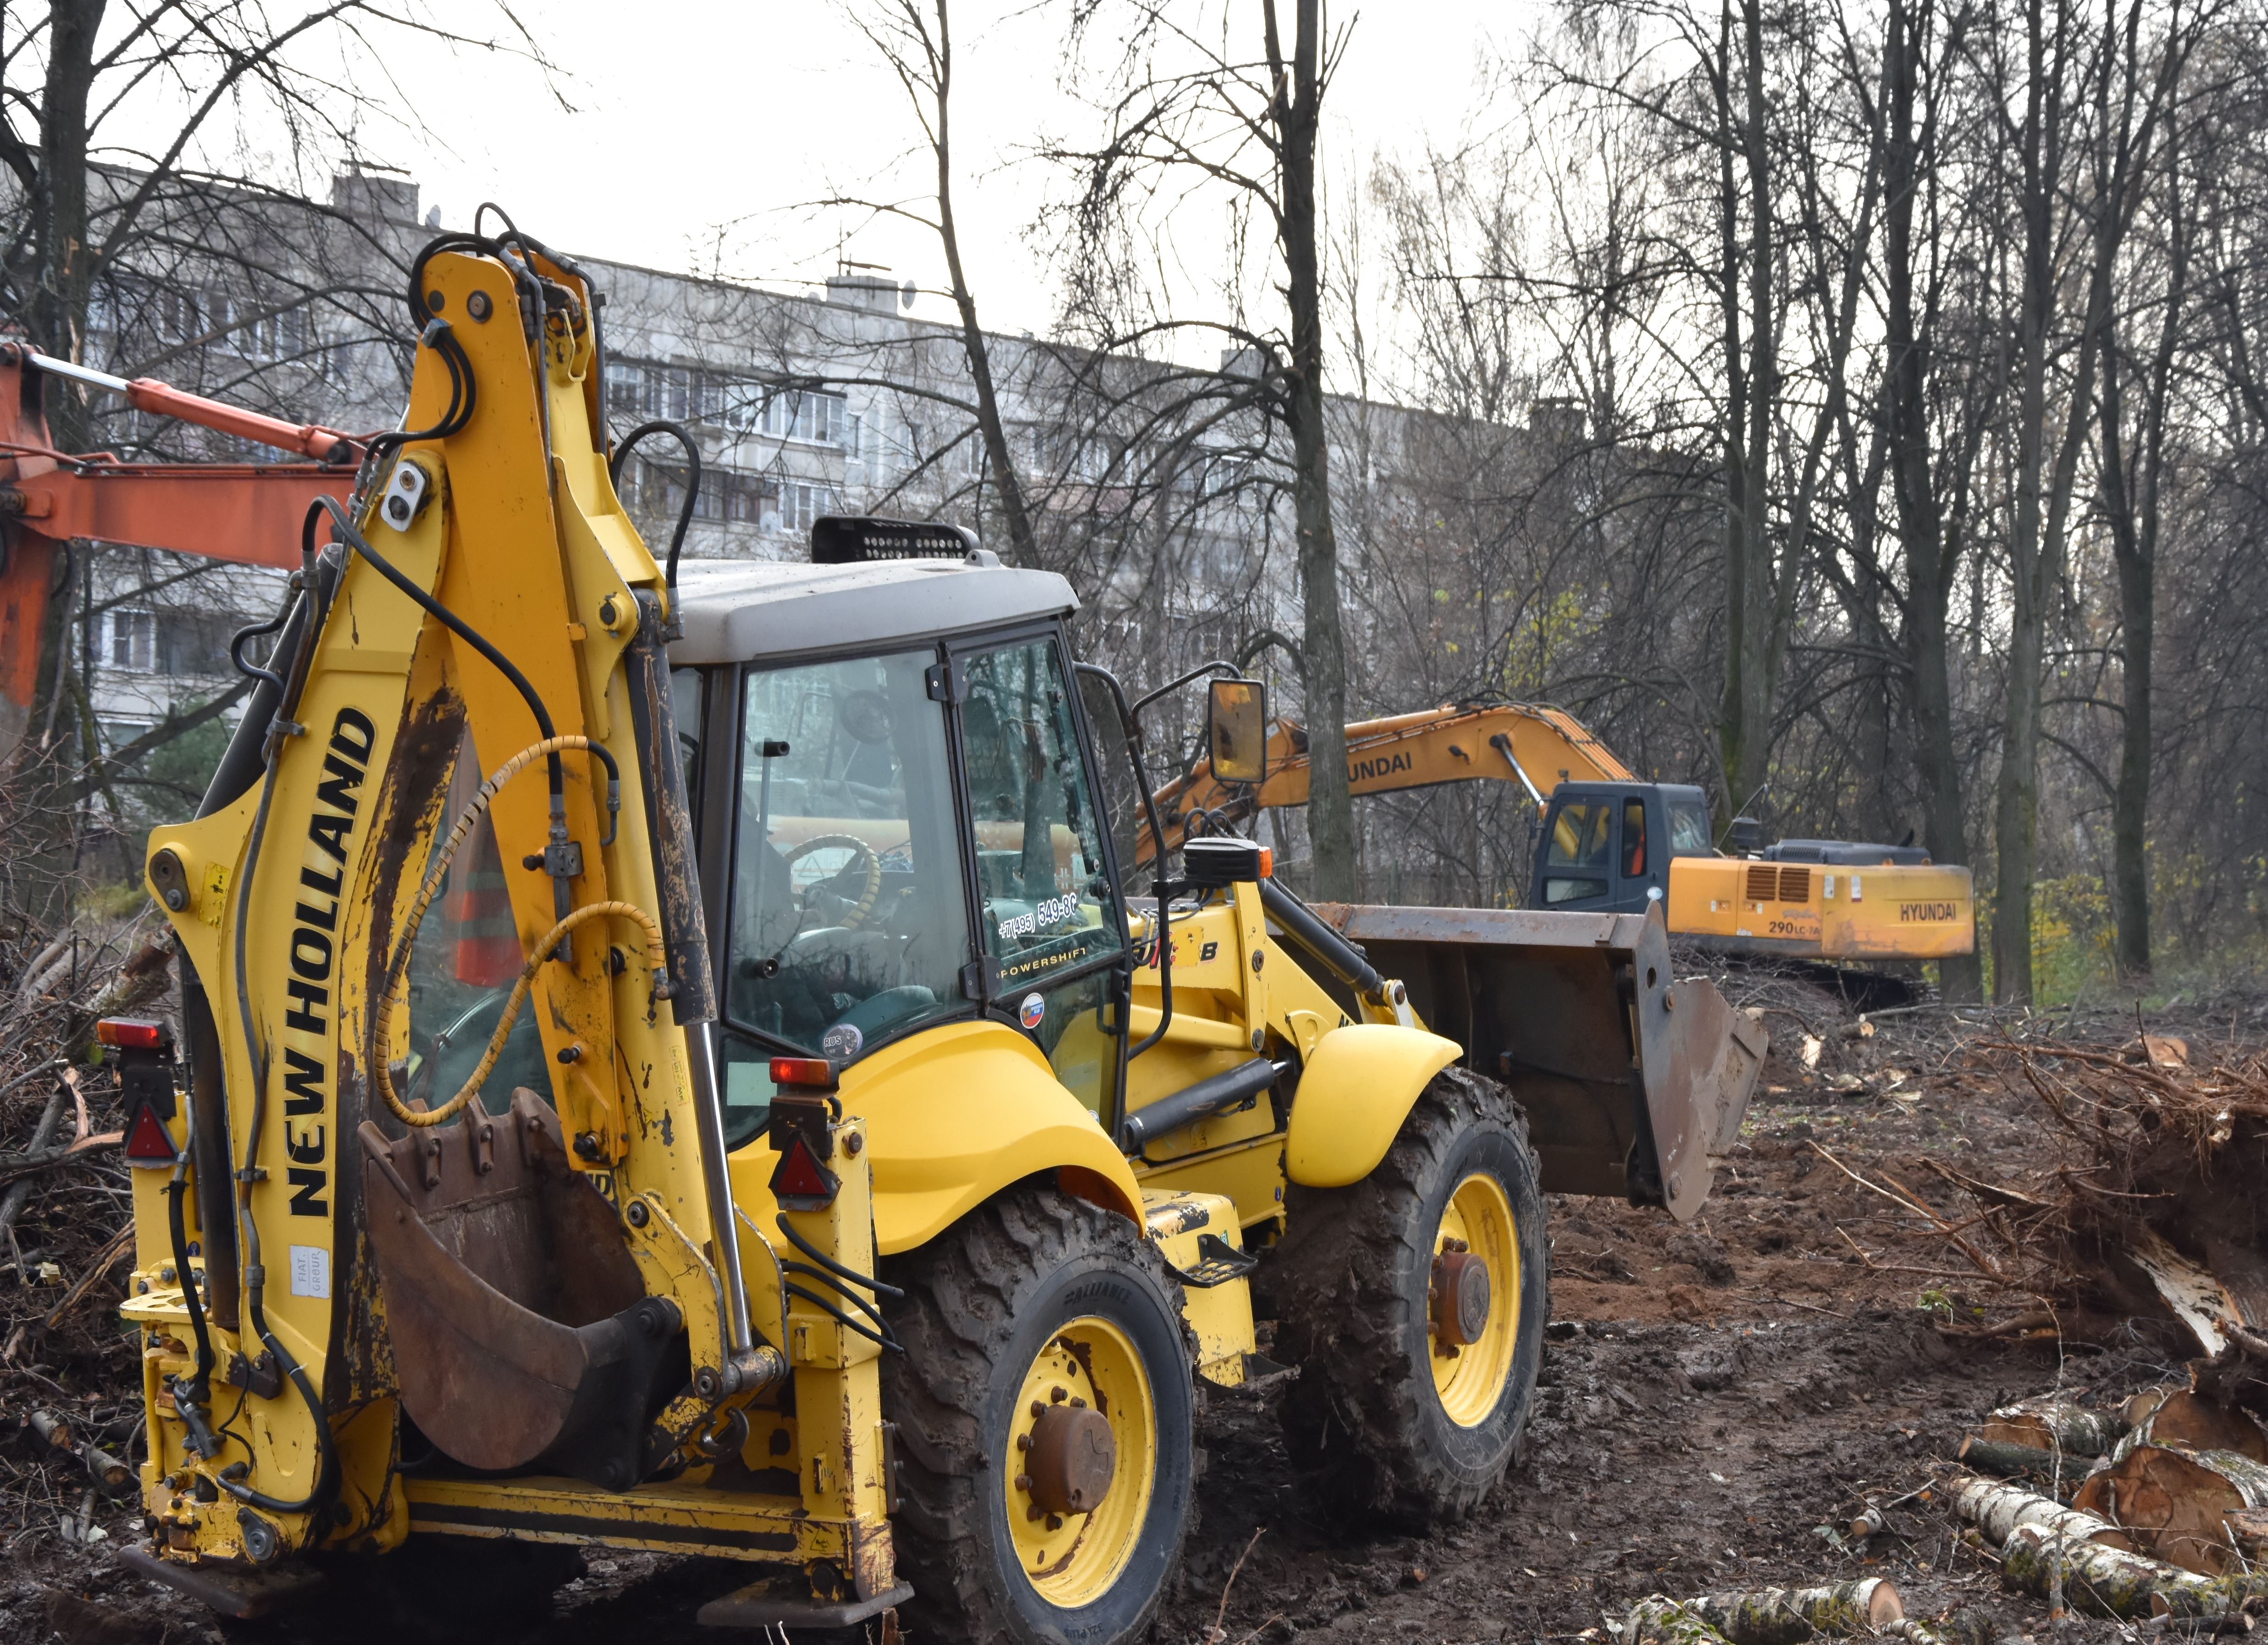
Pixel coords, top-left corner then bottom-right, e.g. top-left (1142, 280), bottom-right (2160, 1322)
top-left (781, 483), bottom-right (831, 533)
top-left (109, 609), bottom-right (156, 672)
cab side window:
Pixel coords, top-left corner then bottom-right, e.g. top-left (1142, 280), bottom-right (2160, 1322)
top-left (958, 636), bottom-right (1127, 991)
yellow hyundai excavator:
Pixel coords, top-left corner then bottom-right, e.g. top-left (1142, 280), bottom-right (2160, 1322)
top-left (1145, 701), bottom-right (1976, 966)
top-left (58, 227), bottom-right (1770, 1645)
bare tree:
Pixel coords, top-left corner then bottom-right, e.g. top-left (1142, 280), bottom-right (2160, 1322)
top-left (1046, 0), bottom-right (1361, 897)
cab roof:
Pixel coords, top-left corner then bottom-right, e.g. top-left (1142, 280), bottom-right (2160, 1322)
top-left (667, 552), bottom-right (1079, 666)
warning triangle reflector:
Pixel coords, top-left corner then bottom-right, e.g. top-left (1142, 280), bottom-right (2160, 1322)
top-left (769, 1135), bottom-right (840, 1209)
top-left (124, 1100), bottom-right (177, 1165)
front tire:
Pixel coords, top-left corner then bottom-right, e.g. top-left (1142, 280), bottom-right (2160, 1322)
top-left (880, 1187), bottom-right (1195, 1645)
top-left (1271, 1066), bottom-right (1549, 1526)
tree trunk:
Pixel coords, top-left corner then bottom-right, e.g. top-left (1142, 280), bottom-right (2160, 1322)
top-left (1881, 0), bottom-right (1981, 1000)
top-left (2099, 116), bottom-right (2186, 981)
top-left (1715, 0), bottom-right (1780, 824)
top-left (1271, 0), bottom-right (1354, 898)
top-left (926, 0), bottom-right (1037, 566)
top-left (1993, 0), bottom-right (2059, 1005)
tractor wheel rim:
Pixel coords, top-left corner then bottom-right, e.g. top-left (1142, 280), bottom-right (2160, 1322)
top-left (1429, 1171), bottom-right (1520, 1426)
top-left (1005, 1315), bottom-right (1158, 1607)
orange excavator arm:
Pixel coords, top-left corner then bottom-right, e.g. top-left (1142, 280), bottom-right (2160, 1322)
top-left (0, 345), bottom-right (361, 745)
top-left (1142, 701), bottom-right (1635, 861)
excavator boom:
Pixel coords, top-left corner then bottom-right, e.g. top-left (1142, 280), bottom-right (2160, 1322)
top-left (1146, 698), bottom-right (1975, 966)
top-left (0, 343), bottom-right (360, 757)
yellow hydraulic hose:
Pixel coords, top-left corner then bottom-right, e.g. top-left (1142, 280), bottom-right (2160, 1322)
top-left (371, 735), bottom-right (667, 1129)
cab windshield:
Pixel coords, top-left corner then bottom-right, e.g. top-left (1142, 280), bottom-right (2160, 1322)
top-left (725, 650), bottom-right (972, 1064)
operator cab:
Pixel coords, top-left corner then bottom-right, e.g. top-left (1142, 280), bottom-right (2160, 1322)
top-left (664, 519), bottom-right (1135, 1152)
top-left (1528, 781), bottom-right (1714, 914)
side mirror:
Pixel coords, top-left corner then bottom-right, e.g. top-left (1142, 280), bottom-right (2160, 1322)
top-left (1729, 816), bottom-right (1764, 855)
top-left (1208, 678), bottom-right (1268, 784)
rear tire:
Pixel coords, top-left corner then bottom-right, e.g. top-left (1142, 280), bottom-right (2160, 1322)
top-left (1271, 1066), bottom-right (1548, 1527)
top-left (880, 1187), bottom-right (1195, 1645)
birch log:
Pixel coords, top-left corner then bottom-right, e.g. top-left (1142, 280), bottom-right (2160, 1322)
top-left (1688, 1580), bottom-right (1903, 1645)
top-left (2073, 1445), bottom-right (2268, 1574)
top-left (1956, 1437), bottom-right (2083, 1485)
top-left (1953, 1476), bottom-right (2135, 1551)
top-left (1981, 1400), bottom-right (2125, 1457)
top-left (1999, 1523), bottom-right (2220, 1618)
top-left (1626, 1598), bottom-right (1737, 1645)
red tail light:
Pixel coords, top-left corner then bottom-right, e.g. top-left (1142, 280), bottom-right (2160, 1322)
top-left (97, 1018), bottom-right (166, 1051)
top-left (770, 1057), bottom-right (836, 1089)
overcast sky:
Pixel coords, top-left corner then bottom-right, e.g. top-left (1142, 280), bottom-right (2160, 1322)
top-left (370, 0), bottom-right (1539, 343)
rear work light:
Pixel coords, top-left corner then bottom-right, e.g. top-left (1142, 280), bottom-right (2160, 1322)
top-left (770, 1057), bottom-right (837, 1089)
top-left (97, 1018), bottom-right (168, 1051)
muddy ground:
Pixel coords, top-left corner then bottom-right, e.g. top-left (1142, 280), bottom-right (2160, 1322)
top-left (5, 974), bottom-right (2244, 1645)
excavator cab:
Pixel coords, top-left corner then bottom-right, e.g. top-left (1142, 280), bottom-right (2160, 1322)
top-left (1530, 781), bottom-right (1715, 913)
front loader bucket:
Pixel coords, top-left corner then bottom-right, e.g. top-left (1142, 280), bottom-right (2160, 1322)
top-left (1312, 903), bottom-right (1765, 1221)
top-left (356, 1090), bottom-right (680, 1490)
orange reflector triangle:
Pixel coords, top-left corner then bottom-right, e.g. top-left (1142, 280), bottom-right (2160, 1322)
top-left (124, 1101), bottom-right (177, 1165)
top-left (769, 1134), bottom-right (840, 1209)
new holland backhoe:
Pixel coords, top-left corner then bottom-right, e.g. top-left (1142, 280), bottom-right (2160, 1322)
top-left (1145, 701), bottom-right (1977, 967)
top-left (35, 229), bottom-right (1769, 1644)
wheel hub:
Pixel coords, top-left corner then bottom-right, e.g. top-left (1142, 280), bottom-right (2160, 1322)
top-left (1431, 1242), bottom-right (1491, 1347)
top-left (1025, 1402), bottom-right (1115, 1513)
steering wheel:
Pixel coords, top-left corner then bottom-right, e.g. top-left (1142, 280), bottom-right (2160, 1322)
top-left (782, 833), bottom-right (884, 931)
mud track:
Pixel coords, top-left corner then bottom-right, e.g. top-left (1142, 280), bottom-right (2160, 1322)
top-left (12, 990), bottom-right (2232, 1645)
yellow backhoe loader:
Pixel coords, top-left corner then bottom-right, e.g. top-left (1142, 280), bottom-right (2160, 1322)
top-left (1145, 701), bottom-right (1976, 968)
top-left (80, 230), bottom-right (1768, 1645)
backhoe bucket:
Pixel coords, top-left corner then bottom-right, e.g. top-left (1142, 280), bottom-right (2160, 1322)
top-left (1312, 903), bottom-right (1765, 1221)
top-left (357, 1090), bottom-right (680, 1490)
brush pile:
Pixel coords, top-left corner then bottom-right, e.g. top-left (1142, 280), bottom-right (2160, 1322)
top-left (0, 904), bottom-right (170, 1560)
top-left (1839, 1034), bottom-right (2268, 1373)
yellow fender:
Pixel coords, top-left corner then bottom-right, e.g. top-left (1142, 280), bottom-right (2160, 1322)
top-left (1284, 1023), bottom-right (1463, 1188)
top-left (841, 1021), bottom-right (1145, 1253)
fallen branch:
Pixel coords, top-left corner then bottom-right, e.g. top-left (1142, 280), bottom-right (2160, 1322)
top-left (0, 1131), bottom-right (124, 1188)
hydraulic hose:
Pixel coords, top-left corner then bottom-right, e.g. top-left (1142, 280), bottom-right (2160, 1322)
top-left (608, 420), bottom-right (701, 603)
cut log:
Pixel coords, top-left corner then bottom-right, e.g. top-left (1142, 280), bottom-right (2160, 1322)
top-left (1850, 1504), bottom-right (1887, 1541)
top-left (1953, 1476), bottom-right (2135, 1551)
top-left (79, 1441), bottom-right (131, 1492)
top-left (1688, 1580), bottom-right (1903, 1645)
top-left (2073, 1444), bottom-right (2268, 1574)
top-left (1957, 1436), bottom-right (2085, 1485)
top-left (1982, 1399), bottom-right (2125, 1457)
top-left (2113, 1390), bottom-right (2268, 1465)
top-left (2000, 1522), bottom-right (2219, 1619)
top-left (2124, 1386), bottom-right (2179, 1429)
top-left (1626, 1598), bottom-right (1737, 1645)
top-left (2226, 1505), bottom-right (2268, 1558)
top-left (26, 1409), bottom-right (72, 1451)
top-left (1881, 1615), bottom-right (1988, 1645)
